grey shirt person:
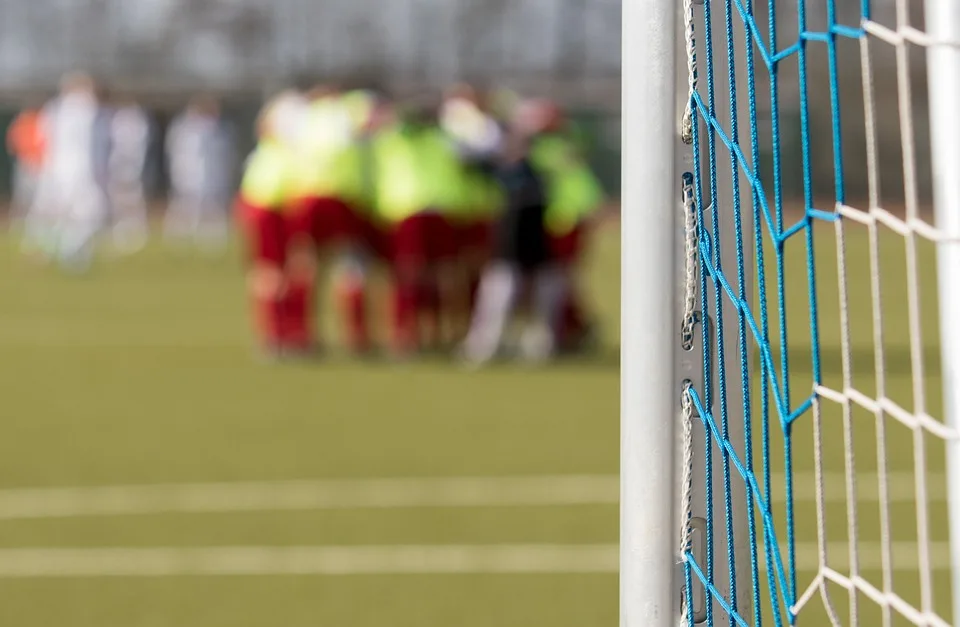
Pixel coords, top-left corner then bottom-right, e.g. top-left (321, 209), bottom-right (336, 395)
top-left (163, 96), bottom-right (235, 247)
top-left (166, 108), bottom-right (234, 205)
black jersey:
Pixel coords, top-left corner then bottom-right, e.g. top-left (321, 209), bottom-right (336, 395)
top-left (491, 157), bottom-right (549, 271)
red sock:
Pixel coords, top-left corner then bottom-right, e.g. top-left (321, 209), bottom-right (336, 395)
top-left (336, 276), bottom-right (369, 352)
top-left (418, 280), bottom-right (441, 346)
top-left (390, 285), bottom-right (403, 346)
top-left (562, 294), bottom-right (588, 344)
top-left (283, 280), bottom-right (314, 349)
top-left (391, 278), bottom-right (419, 353)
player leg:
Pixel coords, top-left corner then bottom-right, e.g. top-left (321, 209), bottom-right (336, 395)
top-left (287, 195), bottom-right (373, 355)
top-left (364, 219), bottom-right (392, 351)
top-left (21, 171), bottom-right (59, 258)
top-left (519, 263), bottom-right (568, 362)
top-left (390, 214), bottom-right (428, 357)
top-left (282, 198), bottom-right (319, 354)
top-left (237, 198), bottom-right (288, 357)
top-left (57, 180), bottom-right (106, 272)
top-left (414, 213), bottom-right (442, 350)
top-left (110, 176), bottom-right (149, 254)
top-left (418, 251), bottom-right (441, 350)
top-left (327, 199), bottom-right (373, 354)
top-left (163, 188), bottom-right (192, 245)
top-left (9, 162), bottom-right (37, 232)
top-left (460, 218), bottom-right (492, 337)
top-left (429, 212), bottom-right (463, 349)
top-left (126, 176), bottom-right (149, 251)
top-left (551, 225), bottom-right (598, 352)
top-left (461, 260), bottom-right (522, 365)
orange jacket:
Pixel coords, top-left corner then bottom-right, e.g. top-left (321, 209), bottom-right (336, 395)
top-left (7, 109), bottom-right (45, 171)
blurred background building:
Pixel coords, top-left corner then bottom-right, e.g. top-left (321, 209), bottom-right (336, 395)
top-left (0, 0), bottom-right (932, 206)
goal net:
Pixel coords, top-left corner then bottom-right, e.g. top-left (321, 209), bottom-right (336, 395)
top-left (621, 0), bottom-right (960, 625)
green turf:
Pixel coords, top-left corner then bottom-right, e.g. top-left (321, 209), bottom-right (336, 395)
top-left (0, 222), bottom-right (952, 626)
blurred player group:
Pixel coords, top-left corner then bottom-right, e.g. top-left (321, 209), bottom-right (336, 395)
top-left (6, 73), bottom-right (609, 366)
top-left (239, 82), bottom-right (607, 365)
top-left (7, 72), bottom-right (235, 268)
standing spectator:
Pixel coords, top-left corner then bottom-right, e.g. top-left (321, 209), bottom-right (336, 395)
top-left (164, 94), bottom-right (235, 251)
top-left (6, 103), bottom-right (46, 230)
top-left (107, 96), bottom-right (151, 253)
top-left (25, 72), bottom-right (107, 270)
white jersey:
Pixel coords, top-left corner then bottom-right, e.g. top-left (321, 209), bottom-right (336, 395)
top-left (267, 93), bottom-right (310, 150)
top-left (303, 97), bottom-right (353, 151)
top-left (166, 111), bottom-right (234, 201)
top-left (440, 98), bottom-right (503, 159)
top-left (109, 105), bottom-right (150, 178)
top-left (41, 92), bottom-right (100, 183)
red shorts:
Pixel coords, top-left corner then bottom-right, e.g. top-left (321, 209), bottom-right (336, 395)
top-left (289, 196), bottom-right (369, 248)
top-left (549, 225), bottom-right (585, 264)
top-left (236, 198), bottom-right (288, 265)
top-left (457, 220), bottom-right (492, 255)
top-left (391, 212), bottom-right (459, 265)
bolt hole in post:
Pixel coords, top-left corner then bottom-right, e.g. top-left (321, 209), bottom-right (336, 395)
top-left (681, 312), bottom-right (698, 352)
top-left (688, 516), bottom-right (708, 624)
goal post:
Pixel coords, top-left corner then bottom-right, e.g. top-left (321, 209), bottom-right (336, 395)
top-left (926, 0), bottom-right (960, 623)
top-left (619, 0), bottom-right (680, 621)
top-left (622, 0), bottom-right (756, 620)
top-left (624, 0), bottom-right (960, 624)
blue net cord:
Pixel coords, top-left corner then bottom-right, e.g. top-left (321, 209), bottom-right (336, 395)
top-left (678, 0), bottom-right (859, 623)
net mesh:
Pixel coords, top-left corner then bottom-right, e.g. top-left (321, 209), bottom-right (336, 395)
top-left (678, 0), bottom-right (960, 624)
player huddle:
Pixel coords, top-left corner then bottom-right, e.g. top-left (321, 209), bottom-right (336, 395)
top-left (238, 84), bottom-right (606, 365)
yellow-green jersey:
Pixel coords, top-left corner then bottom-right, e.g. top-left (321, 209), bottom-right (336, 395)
top-left (239, 139), bottom-right (297, 211)
top-left (370, 127), bottom-right (424, 224)
top-left (340, 90), bottom-right (377, 135)
top-left (292, 96), bottom-right (359, 201)
top-left (370, 124), bottom-right (468, 225)
top-left (418, 127), bottom-right (472, 220)
top-left (460, 165), bottom-right (504, 223)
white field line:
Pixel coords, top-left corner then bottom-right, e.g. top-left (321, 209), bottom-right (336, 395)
top-left (0, 472), bottom-right (944, 521)
top-left (0, 542), bottom-right (947, 578)
top-left (0, 475), bottom-right (618, 521)
top-left (0, 545), bottom-right (617, 577)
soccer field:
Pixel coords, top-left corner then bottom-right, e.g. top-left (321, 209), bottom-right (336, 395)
top-left (0, 222), bottom-right (950, 626)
